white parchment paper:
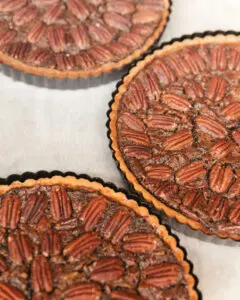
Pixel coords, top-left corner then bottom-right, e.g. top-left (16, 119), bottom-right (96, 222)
top-left (0, 0), bottom-right (239, 299)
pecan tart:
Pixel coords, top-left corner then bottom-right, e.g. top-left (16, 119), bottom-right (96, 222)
top-left (108, 32), bottom-right (240, 240)
top-left (0, 174), bottom-right (199, 299)
top-left (0, 0), bottom-right (170, 78)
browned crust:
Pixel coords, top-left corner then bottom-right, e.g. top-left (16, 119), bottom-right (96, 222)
top-left (0, 175), bottom-right (198, 299)
top-left (0, 0), bottom-right (171, 79)
top-left (109, 33), bottom-right (240, 241)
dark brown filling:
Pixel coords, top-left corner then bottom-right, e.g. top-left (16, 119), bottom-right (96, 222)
top-left (117, 42), bottom-right (240, 237)
top-left (0, 184), bottom-right (189, 299)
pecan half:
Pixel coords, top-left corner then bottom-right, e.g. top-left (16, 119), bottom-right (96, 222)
top-left (119, 32), bottom-right (143, 49)
top-left (32, 293), bottom-right (50, 300)
top-left (152, 59), bottom-right (176, 86)
top-left (207, 76), bottom-right (228, 101)
top-left (104, 210), bottom-right (132, 244)
top-left (31, 255), bottom-right (53, 293)
top-left (27, 49), bottom-right (53, 67)
top-left (121, 129), bottom-right (150, 146)
top-left (123, 233), bottom-right (157, 253)
top-left (0, 282), bottom-right (24, 300)
top-left (132, 9), bottom-right (160, 24)
top-left (196, 116), bottom-right (227, 138)
top-left (0, 255), bottom-right (6, 273)
top-left (104, 12), bottom-right (131, 31)
top-left (4, 41), bottom-right (31, 60)
top-left (64, 283), bottom-right (101, 300)
top-left (47, 26), bottom-right (65, 53)
top-left (8, 230), bottom-right (33, 264)
top-left (181, 48), bottom-right (206, 73)
top-left (91, 257), bottom-right (124, 282)
top-left (222, 102), bottom-right (240, 121)
top-left (123, 80), bottom-right (148, 112)
top-left (13, 5), bottom-right (38, 26)
top-left (111, 290), bottom-right (143, 300)
top-left (88, 23), bottom-right (113, 44)
top-left (232, 129), bottom-right (240, 146)
top-left (0, 29), bottom-right (16, 46)
top-left (229, 200), bottom-right (240, 224)
top-left (80, 196), bottom-right (107, 231)
top-left (167, 54), bottom-right (191, 77)
top-left (120, 112), bottom-right (145, 132)
top-left (0, 0), bottom-right (27, 12)
top-left (51, 187), bottom-right (72, 221)
top-left (228, 179), bottom-right (240, 198)
top-left (210, 46), bottom-right (227, 70)
top-left (0, 194), bottom-right (20, 229)
top-left (67, 0), bottom-right (89, 21)
top-left (210, 139), bottom-right (232, 159)
top-left (162, 93), bottom-right (191, 112)
top-left (176, 161), bottom-right (207, 185)
top-left (228, 47), bottom-right (240, 71)
top-left (209, 195), bottom-right (228, 221)
top-left (63, 232), bottom-right (101, 260)
top-left (41, 229), bottom-right (61, 257)
top-left (139, 69), bottom-right (162, 102)
top-left (163, 130), bottom-right (193, 151)
top-left (88, 45), bottom-right (114, 63)
top-left (42, 3), bottom-right (64, 25)
top-left (145, 114), bottom-right (178, 131)
top-left (123, 145), bottom-right (151, 160)
top-left (28, 21), bottom-right (46, 43)
top-left (142, 263), bottom-right (181, 288)
top-left (71, 24), bottom-right (90, 50)
top-left (21, 192), bottom-right (48, 224)
top-left (209, 163), bottom-right (234, 193)
top-left (106, 0), bottom-right (135, 14)
top-left (145, 165), bottom-right (172, 180)
top-left (183, 79), bottom-right (204, 100)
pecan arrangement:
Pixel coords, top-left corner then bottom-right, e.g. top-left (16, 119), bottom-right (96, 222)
top-left (110, 35), bottom-right (240, 239)
top-left (0, 176), bottom-right (197, 299)
top-left (0, 0), bottom-right (170, 77)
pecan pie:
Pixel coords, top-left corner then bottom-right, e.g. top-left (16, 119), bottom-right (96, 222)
top-left (108, 33), bottom-right (240, 240)
top-left (0, 0), bottom-right (170, 78)
top-left (0, 175), bottom-right (198, 299)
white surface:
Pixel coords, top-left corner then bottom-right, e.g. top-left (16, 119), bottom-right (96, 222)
top-left (0, 0), bottom-right (239, 299)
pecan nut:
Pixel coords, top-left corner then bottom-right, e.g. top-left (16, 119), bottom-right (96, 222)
top-left (0, 282), bottom-right (24, 300)
top-left (145, 165), bottom-right (172, 180)
top-left (0, 194), bottom-right (20, 229)
top-left (90, 257), bottom-right (124, 282)
top-left (162, 93), bottom-right (191, 112)
top-left (8, 230), bottom-right (33, 264)
top-left (41, 229), bottom-right (61, 257)
top-left (104, 210), bottom-right (132, 244)
top-left (123, 145), bottom-right (151, 160)
top-left (209, 139), bottom-right (232, 159)
top-left (21, 192), bottom-right (48, 224)
top-left (63, 232), bottom-right (101, 260)
top-left (50, 187), bottom-right (72, 221)
top-left (229, 200), bottom-right (240, 224)
top-left (222, 102), bottom-right (240, 121)
top-left (142, 263), bottom-right (182, 288)
top-left (123, 233), bottom-right (157, 253)
top-left (31, 255), bottom-right (53, 293)
top-left (209, 195), bottom-right (228, 221)
top-left (120, 112), bottom-right (145, 132)
top-left (80, 196), bottom-right (107, 231)
top-left (176, 161), bottom-right (207, 185)
top-left (209, 163), bottom-right (234, 193)
top-left (207, 76), bottom-right (228, 101)
top-left (64, 283), bottom-right (101, 300)
top-left (196, 115), bottom-right (227, 138)
top-left (144, 114), bottom-right (178, 131)
top-left (163, 130), bottom-right (193, 151)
